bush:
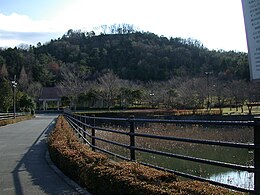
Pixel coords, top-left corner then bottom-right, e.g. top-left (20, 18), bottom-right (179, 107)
top-left (48, 116), bottom-right (244, 195)
top-left (0, 115), bottom-right (34, 126)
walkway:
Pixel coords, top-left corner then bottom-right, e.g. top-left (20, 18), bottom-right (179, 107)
top-left (0, 114), bottom-right (90, 195)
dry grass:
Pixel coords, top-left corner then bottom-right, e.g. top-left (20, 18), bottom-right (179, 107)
top-left (0, 115), bottom-right (34, 126)
top-left (90, 122), bottom-right (254, 187)
top-left (92, 123), bottom-right (253, 161)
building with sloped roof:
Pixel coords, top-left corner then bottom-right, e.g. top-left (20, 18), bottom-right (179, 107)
top-left (38, 87), bottom-right (62, 110)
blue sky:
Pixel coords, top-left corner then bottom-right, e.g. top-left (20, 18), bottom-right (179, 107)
top-left (0, 0), bottom-right (67, 19)
top-left (0, 0), bottom-right (248, 52)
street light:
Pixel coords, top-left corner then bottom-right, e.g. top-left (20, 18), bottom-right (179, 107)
top-left (149, 92), bottom-right (155, 108)
top-left (11, 75), bottom-right (17, 119)
top-left (205, 71), bottom-right (213, 110)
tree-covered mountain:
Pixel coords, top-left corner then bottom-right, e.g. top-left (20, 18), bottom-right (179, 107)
top-left (36, 30), bottom-right (249, 82)
top-left (0, 28), bottom-right (249, 87)
top-left (0, 27), bottom-right (255, 112)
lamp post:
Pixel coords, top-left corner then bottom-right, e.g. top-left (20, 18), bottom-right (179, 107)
top-left (150, 92), bottom-right (155, 108)
top-left (11, 75), bottom-right (17, 119)
top-left (205, 71), bottom-right (213, 110)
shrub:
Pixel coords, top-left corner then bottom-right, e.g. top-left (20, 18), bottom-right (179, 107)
top-left (0, 115), bottom-right (34, 126)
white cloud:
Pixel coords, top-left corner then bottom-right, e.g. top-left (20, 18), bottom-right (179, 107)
top-left (53, 0), bottom-right (247, 51)
top-left (0, 12), bottom-right (64, 47)
top-left (0, 0), bottom-right (248, 51)
top-left (0, 39), bottom-right (23, 48)
top-left (0, 12), bottom-right (56, 32)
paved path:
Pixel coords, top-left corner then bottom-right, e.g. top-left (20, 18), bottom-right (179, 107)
top-left (0, 114), bottom-right (90, 195)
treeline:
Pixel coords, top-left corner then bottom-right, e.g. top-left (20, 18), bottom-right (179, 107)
top-left (59, 69), bottom-right (260, 112)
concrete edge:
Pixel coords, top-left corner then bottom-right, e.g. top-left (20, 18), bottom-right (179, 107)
top-left (45, 148), bottom-right (92, 195)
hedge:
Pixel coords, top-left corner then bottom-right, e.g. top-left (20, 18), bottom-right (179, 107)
top-left (0, 115), bottom-right (34, 126)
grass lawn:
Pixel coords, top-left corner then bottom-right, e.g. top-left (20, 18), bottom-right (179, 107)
top-left (222, 105), bottom-right (260, 115)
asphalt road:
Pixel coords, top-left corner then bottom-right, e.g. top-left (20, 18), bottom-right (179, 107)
top-left (0, 114), bottom-right (89, 195)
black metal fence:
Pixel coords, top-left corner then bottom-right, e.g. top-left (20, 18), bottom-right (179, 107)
top-left (64, 112), bottom-right (260, 194)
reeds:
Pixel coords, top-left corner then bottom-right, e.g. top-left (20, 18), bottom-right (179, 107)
top-left (91, 122), bottom-right (254, 190)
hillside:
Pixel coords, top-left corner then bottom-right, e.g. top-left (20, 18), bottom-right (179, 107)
top-left (0, 29), bottom-right (249, 86)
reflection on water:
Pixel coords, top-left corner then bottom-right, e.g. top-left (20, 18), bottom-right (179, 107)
top-left (96, 122), bottom-right (255, 191)
top-left (135, 151), bottom-right (254, 190)
top-left (209, 171), bottom-right (254, 190)
top-left (134, 146), bottom-right (254, 191)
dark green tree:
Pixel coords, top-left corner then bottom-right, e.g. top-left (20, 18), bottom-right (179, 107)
top-left (18, 93), bottom-right (36, 112)
top-left (0, 64), bottom-right (8, 79)
top-left (18, 66), bottom-right (29, 92)
top-left (0, 78), bottom-right (13, 112)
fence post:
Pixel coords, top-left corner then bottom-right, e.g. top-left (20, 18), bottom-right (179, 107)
top-left (78, 115), bottom-right (81, 138)
top-left (83, 116), bottom-right (87, 144)
top-left (129, 115), bottom-right (135, 161)
top-left (79, 115), bottom-right (82, 136)
top-left (254, 116), bottom-right (260, 194)
top-left (91, 114), bottom-right (96, 152)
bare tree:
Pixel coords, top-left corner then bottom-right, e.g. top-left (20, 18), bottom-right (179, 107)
top-left (96, 70), bottom-right (121, 110)
top-left (225, 80), bottom-right (248, 112)
top-left (27, 82), bottom-right (42, 99)
top-left (162, 77), bottom-right (183, 109)
top-left (101, 25), bottom-right (108, 34)
top-left (177, 78), bottom-right (205, 111)
top-left (247, 82), bottom-right (260, 103)
top-left (78, 81), bottom-right (100, 108)
top-left (211, 78), bottom-right (229, 114)
top-left (246, 82), bottom-right (260, 114)
top-left (143, 81), bottom-right (167, 108)
top-left (59, 67), bottom-right (86, 111)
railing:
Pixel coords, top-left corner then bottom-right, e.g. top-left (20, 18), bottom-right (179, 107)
top-left (0, 113), bottom-right (25, 120)
top-left (0, 113), bottom-right (13, 120)
top-left (64, 112), bottom-right (260, 194)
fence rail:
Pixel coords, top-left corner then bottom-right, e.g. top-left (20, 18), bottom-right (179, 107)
top-left (0, 112), bottom-right (27, 120)
top-left (64, 112), bottom-right (260, 194)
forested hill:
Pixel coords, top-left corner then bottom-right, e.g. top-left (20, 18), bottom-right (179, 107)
top-left (0, 29), bottom-right (249, 86)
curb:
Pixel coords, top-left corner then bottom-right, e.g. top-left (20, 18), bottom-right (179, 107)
top-left (45, 151), bottom-right (92, 195)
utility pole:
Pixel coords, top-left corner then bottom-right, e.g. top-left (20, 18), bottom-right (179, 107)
top-left (11, 75), bottom-right (17, 119)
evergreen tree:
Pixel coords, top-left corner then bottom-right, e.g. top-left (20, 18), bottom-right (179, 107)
top-left (18, 66), bottom-right (29, 92)
top-left (0, 78), bottom-right (13, 112)
top-left (0, 64), bottom-right (8, 79)
top-left (19, 93), bottom-right (36, 112)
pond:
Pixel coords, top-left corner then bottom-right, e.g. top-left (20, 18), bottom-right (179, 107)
top-left (94, 121), bottom-right (254, 191)
top-left (134, 144), bottom-right (254, 190)
top-left (210, 171), bottom-right (254, 190)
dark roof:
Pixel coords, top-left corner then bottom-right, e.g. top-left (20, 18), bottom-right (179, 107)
top-left (39, 87), bottom-right (62, 100)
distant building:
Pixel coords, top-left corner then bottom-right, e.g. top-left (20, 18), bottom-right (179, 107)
top-left (38, 87), bottom-right (62, 110)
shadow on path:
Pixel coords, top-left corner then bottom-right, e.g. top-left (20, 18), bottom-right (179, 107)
top-left (11, 118), bottom-right (82, 194)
